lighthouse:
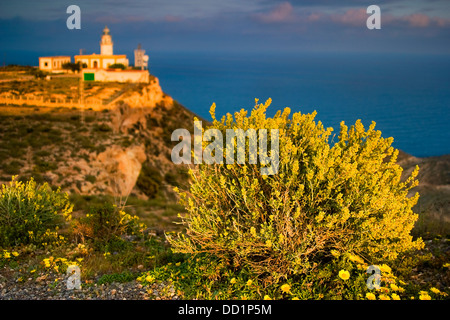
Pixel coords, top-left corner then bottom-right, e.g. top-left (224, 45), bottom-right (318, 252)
top-left (100, 26), bottom-right (113, 56)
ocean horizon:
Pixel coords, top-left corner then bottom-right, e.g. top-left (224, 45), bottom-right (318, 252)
top-left (148, 51), bottom-right (450, 158)
top-left (5, 50), bottom-right (450, 158)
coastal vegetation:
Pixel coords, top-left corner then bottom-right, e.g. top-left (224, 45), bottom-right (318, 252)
top-left (0, 75), bottom-right (448, 300)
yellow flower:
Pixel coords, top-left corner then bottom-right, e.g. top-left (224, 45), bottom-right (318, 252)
top-left (379, 294), bottom-right (391, 300)
top-left (338, 270), bottom-right (350, 280)
top-left (263, 295), bottom-right (272, 300)
top-left (265, 240), bottom-right (272, 248)
top-left (391, 293), bottom-right (401, 300)
top-left (430, 287), bottom-right (440, 294)
top-left (12, 252), bottom-right (19, 257)
top-left (241, 295), bottom-right (248, 300)
top-left (30, 269), bottom-right (36, 273)
top-left (366, 292), bottom-right (376, 300)
top-left (292, 297), bottom-right (299, 300)
top-left (379, 264), bottom-right (391, 274)
top-left (246, 280), bottom-right (253, 286)
top-left (3, 252), bottom-right (11, 259)
top-left (330, 250), bottom-right (340, 258)
top-left (43, 258), bottom-right (51, 268)
top-left (145, 275), bottom-right (155, 283)
top-left (377, 286), bottom-right (389, 294)
top-left (390, 283), bottom-right (399, 291)
top-left (348, 254), bottom-right (364, 264)
top-left (280, 284), bottom-right (291, 293)
top-left (419, 293), bottom-right (431, 300)
top-left (230, 278), bottom-right (237, 284)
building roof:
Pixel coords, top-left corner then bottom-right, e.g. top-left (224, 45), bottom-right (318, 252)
top-left (74, 54), bottom-right (127, 58)
top-left (39, 56), bottom-right (71, 59)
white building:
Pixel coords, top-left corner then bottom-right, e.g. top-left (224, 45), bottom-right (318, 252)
top-left (134, 44), bottom-right (149, 70)
top-left (38, 56), bottom-right (71, 72)
top-left (82, 68), bottom-right (149, 83)
top-left (74, 26), bottom-right (129, 69)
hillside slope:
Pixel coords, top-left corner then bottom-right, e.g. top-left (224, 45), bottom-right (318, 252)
top-left (0, 77), bottom-right (197, 202)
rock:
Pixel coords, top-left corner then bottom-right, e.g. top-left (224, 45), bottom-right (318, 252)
top-left (94, 144), bottom-right (147, 196)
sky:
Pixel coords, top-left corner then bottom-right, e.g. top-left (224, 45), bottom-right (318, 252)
top-left (0, 0), bottom-right (449, 64)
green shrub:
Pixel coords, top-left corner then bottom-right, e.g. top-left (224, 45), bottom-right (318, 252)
top-left (72, 202), bottom-right (145, 251)
top-left (85, 174), bottom-right (97, 184)
top-left (164, 172), bottom-right (179, 187)
top-left (0, 176), bottom-right (73, 247)
top-left (107, 63), bottom-right (126, 70)
top-left (94, 123), bottom-right (112, 132)
top-left (97, 271), bottom-right (138, 285)
top-left (33, 159), bottom-right (58, 173)
top-left (2, 160), bottom-right (23, 175)
top-left (136, 164), bottom-right (162, 199)
top-left (167, 99), bottom-right (424, 284)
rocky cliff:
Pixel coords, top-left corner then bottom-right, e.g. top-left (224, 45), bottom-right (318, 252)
top-left (0, 76), bottom-right (196, 200)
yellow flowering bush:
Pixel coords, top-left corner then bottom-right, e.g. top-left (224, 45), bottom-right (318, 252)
top-left (71, 202), bottom-right (145, 251)
top-left (0, 176), bottom-right (73, 247)
top-left (41, 256), bottom-right (81, 274)
top-left (167, 99), bottom-right (423, 283)
top-left (0, 249), bottom-right (20, 267)
top-left (136, 252), bottom-right (448, 300)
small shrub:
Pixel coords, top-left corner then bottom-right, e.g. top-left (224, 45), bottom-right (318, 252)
top-left (108, 63), bottom-right (126, 70)
top-left (33, 159), bottom-right (58, 173)
top-left (0, 176), bottom-right (73, 247)
top-left (164, 172), bottom-right (179, 187)
top-left (97, 271), bottom-right (137, 285)
top-left (85, 174), bottom-right (97, 184)
top-left (94, 123), bottom-right (112, 132)
top-left (71, 202), bottom-right (145, 251)
top-left (136, 164), bottom-right (163, 199)
top-left (2, 160), bottom-right (23, 175)
top-left (167, 99), bottom-right (424, 284)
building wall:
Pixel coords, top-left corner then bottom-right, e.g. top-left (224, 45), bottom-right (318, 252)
top-left (82, 69), bottom-right (149, 83)
top-left (75, 55), bottom-right (129, 69)
top-left (101, 43), bottom-right (113, 56)
top-left (39, 56), bottom-right (71, 72)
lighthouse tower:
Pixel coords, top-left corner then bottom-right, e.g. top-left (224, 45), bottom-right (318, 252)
top-left (100, 26), bottom-right (113, 55)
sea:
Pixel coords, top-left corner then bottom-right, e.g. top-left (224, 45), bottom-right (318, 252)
top-left (149, 51), bottom-right (450, 158)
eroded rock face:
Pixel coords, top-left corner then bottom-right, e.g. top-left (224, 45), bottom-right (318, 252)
top-left (112, 77), bottom-right (173, 109)
top-left (94, 145), bottom-right (147, 196)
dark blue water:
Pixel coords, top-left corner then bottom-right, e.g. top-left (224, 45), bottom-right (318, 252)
top-left (150, 52), bottom-right (450, 158)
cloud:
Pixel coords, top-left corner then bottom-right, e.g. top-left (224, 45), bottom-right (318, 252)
top-left (330, 8), bottom-right (367, 26)
top-left (404, 13), bottom-right (430, 27)
top-left (164, 15), bottom-right (182, 22)
top-left (298, 7), bottom-right (450, 29)
top-left (254, 2), bottom-right (295, 23)
top-left (397, 13), bottom-right (450, 28)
